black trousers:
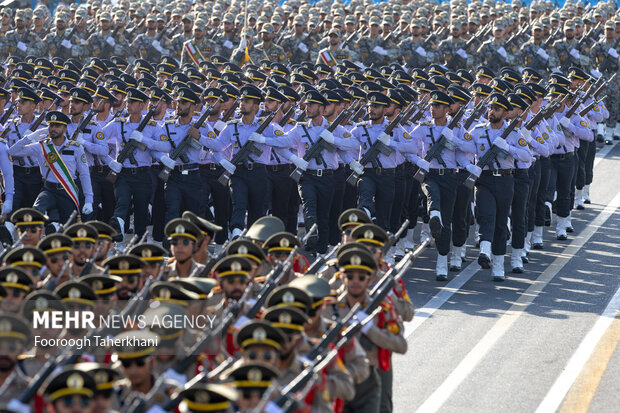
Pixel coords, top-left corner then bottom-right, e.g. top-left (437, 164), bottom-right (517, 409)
top-left (535, 157), bottom-right (551, 227)
top-left (201, 164), bottom-right (232, 245)
top-left (34, 181), bottom-right (79, 224)
top-left (150, 166), bottom-right (166, 242)
top-left (13, 166), bottom-right (42, 212)
top-left (230, 165), bottom-right (268, 231)
top-left (341, 164), bottom-right (358, 212)
top-left (299, 172), bottom-right (334, 254)
top-left (549, 155), bottom-right (575, 218)
top-left (389, 164), bottom-right (407, 235)
top-left (421, 171), bottom-right (458, 255)
top-left (267, 164), bottom-right (297, 234)
top-left (403, 162), bottom-right (421, 230)
top-left (526, 159), bottom-right (542, 232)
top-left (576, 140), bottom-right (593, 190)
top-left (91, 167), bottom-right (115, 223)
top-left (452, 170), bottom-right (473, 248)
top-left (511, 171), bottom-right (530, 249)
top-left (164, 170), bottom-right (206, 224)
top-left (357, 169), bottom-right (396, 230)
top-left (475, 174), bottom-right (514, 255)
top-left (329, 165), bottom-right (347, 246)
top-left (584, 136), bottom-right (596, 186)
top-left (112, 169), bottom-right (152, 237)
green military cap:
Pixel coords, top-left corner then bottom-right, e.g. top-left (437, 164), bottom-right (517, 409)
top-left (338, 208), bottom-right (372, 230)
top-left (266, 286), bottom-right (312, 313)
top-left (142, 301), bottom-right (187, 342)
top-left (43, 366), bottom-right (96, 402)
top-left (74, 362), bottom-right (122, 394)
top-left (262, 232), bottom-right (301, 254)
top-left (0, 267), bottom-right (32, 293)
top-left (337, 244), bottom-right (378, 274)
top-left (103, 255), bottom-right (145, 276)
top-left (604, 21), bottom-right (615, 30)
top-left (14, 9), bottom-right (26, 20)
top-left (64, 223), bottom-right (98, 243)
top-left (150, 281), bottom-right (199, 306)
top-left (176, 383), bottom-right (238, 413)
top-left (226, 239), bottom-right (266, 265)
top-left (21, 291), bottom-right (65, 318)
top-left (289, 274), bottom-right (332, 308)
top-left (564, 19), bottom-right (576, 30)
top-left (213, 255), bottom-right (253, 281)
top-left (37, 234), bottom-right (72, 256)
top-left (10, 208), bottom-right (47, 227)
top-left (261, 306), bottom-right (309, 335)
top-left (129, 243), bottom-right (167, 263)
top-left (182, 211), bottom-right (222, 238)
top-left (234, 320), bottom-right (287, 351)
top-left (350, 223), bottom-right (389, 248)
top-left (170, 277), bottom-right (216, 299)
top-left (78, 274), bottom-right (122, 298)
top-left (4, 246), bottom-right (46, 269)
top-left (223, 361), bottom-right (280, 393)
top-left (99, 11), bottom-right (112, 21)
top-left (164, 218), bottom-right (202, 242)
top-left (246, 216), bottom-right (285, 243)
top-left (146, 13), bottom-right (157, 22)
top-left (54, 280), bottom-right (97, 307)
top-left (113, 329), bottom-right (159, 359)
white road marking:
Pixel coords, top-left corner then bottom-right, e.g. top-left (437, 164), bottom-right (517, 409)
top-left (414, 190), bottom-right (620, 413)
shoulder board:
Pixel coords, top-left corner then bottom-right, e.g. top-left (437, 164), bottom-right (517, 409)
top-left (421, 121), bottom-right (432, 126)
top-left (287, 119), bottom-right (296, 125)
top-left (254, 276), bottom-right (267, 283)
top-left (326, 258), bottom-right (338, 266)
top-left (12, 118), bottom-right (20, 124)
top-left (356, 121), bottom-right (369, 127)
top-left (164, 119), bottom-right (175, 124)
top-left (115, 117), bottom-right (127, 123)
top-left (227, 119), bottom-right (239, 124)
top-left (474, 122), bottom-right (488, 128)
top-left (211, 285), bottom-right (221, 294)
top-left (88, 119), bottom-right (97, 125)
top-left (17, 354), bottom-right (33, 361)
top-left (0, 138), bottom-right (6, 145)
top-left (147, 120), bottom-right (157, 126)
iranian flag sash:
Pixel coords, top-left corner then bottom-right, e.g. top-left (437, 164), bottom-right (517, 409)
top-left (319, 50), bottom-right (337, 72)
top-left (184, 41), bottom-right (206, 65)
top-left (40, 141), bottom-right (80, 209)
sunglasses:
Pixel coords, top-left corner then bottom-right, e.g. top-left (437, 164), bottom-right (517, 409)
top-left (120, 357), bottom-right (148, 368)
top-left (272, 251), bottom-right (288, 259)
top-left (49, 253), bottom-right (70, 264)
top-left (146, 261), bottom-right (161, 269)
top-left (0, 340), bottom-right (19, 352)
top-left (346, 273), bottom-right (367, 282)
top-left (247, 349), bottom-right (275, 362)
top-left (242, 389), bottom-right (264, 399)
top-left (60, 395), bottom-right (90, 407)
top-left (170, 238), bottom-right (192, 246)
top-left (73, 242), bottom-right (93, 249)
top-left (122, 275), bottom-right (139, 286)
top-left (19, 226), bottom-right (41, 233)
top-left (97, 389), bottom-right (113, 399)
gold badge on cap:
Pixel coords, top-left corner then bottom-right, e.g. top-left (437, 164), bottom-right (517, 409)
top-left (175, 224), bottom-right (185, 234)
top-left (68, 287), bottom-right (81, 299)
top-left (94, 371), bottom-right (108, 385)
top-left (35, 296), bottom-right (48, 310)
top-left (278, 312), bottom-right (292, 325)
top-left (0, 319), bottom-right (11, 333)
top-left (51, 239), bottom-right (61, 249)
top-left (253, 327), bottom-right (267, 341)
top-left (282, 291), bottom-right (295, 303)
top-left (349, 213), bottom-right (358, 223)
top-left (23, 251), bottom-right (34, 263)
top-left (24, 213), bottom-right (32, 222)
top-left (363, 230), bottom-right (374, 240)
top-left (51, 114), bottom-right (57, 121)
top-left (248, 367), bottom-right (263, 382)
top-left (6, 273), bottom-right (18, 284)
top-left (67, 373), bottom-right (84, 390)
top-left (231, 261), bottom-right (242, 272)
top-left (238, 245), bottom-right (248, 255)
top-left (119, 260), bottom-right (130, 270)
top-left (351, 255), bottom-right (362, 266)
top-left (141, 249), bottom-right (152, 258)
top-left (93, 280), bottom-right (103, 291)
top-left (279, 238), bottom-right (290, 248)
top-left (160, 288), bottom-right (171, 299)
top-left (196, 390), bottom-right (210, 403)
top-left (77, 228), bottom-right (87, 238)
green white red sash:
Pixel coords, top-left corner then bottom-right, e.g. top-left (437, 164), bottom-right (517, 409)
top-left (40, 141), bottom-right (80, 209)
top-left (184, 41), bottom-right (205, 65)
top-left (319, 50), bottom-right (337, 72)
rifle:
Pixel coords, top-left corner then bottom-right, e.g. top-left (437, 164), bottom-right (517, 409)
top-left (305, 244), bottom-right (339, 274)
top-left (100, 24), bottom-right (123, 56)
top-left (348, 103), bottom-right (366, 124)
top-left (590, 73), bottom-right (615, 101)
top-left (278, 105), bottom-right (297, 128)
top-left (107, 98), bottom-right (161, 183)
top-left (30, 98), bottom-right (62, 134)
top-left (463, 114), bottom-right (524, 189)
top-left (524, 102), bottom-right (554, 131)
top-left (0, 102), bottom-right (15, 126)
top-left (413, 104), bottom-right (469, 183)
top-left (579, 96), bottom-right (605, 118)
top-left (463, 96), bottom-right (490, 130)
top-left (346, 111), bottom-right (404, 186)
top-left (158, 97), bottom-right (222, 182)
top-left (69, 101), bottom-right (103, 141)
top-left (564, 78), bottom-right (596, 119)
top-left (383, 219), bottom-right (410, 255)
top-left (217, 104), bottom-right (283, 186)
top-left (216, 98), bottom-right (240, 132)
top-left (198, 228), bottom-right (248, 278)
top-left (542, 27), bottom-right (561, 48)
top-left (289, 108), bottom-right (350, 182)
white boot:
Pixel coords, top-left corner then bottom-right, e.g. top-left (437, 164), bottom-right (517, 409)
top-left (449, 245), bottom-right (462, 272)
top-left (492, 254), bottom-right (506, 282)
top-left (231, 227), bottom-right (243, 240)
top-left (605, 126), bottom-right (614, 144)
top-left (511, 248), bottom-right (523, 273)
top-left (429, 210), bottom-right (443, 240)
top-left (597, 123), bottom-right (605, 139)
top-left (461, 244), bottom-right (467, 260)
top-left (420, 222), bottom-right (431, 243)
top-left (532, 226), bottom-right (544, 249)
top-left (474, 222), bottom-right (480, 247)
top-left (614, 124), bottom-right (620, 140)
top-left (478, 240), bottom-right (492, 269)
top-left (403, 228), bottom-right (415, 250)
top-left (556, 216), bottom-right (567, 240)
top-left (545, 201), bottom-right (553, 226)
top-left (393, 237), bottom-right (405, 259)
top-left (436, 253), bottom-right (448, 281)
top-left (506, 216), bottom-right (512, 245)
top-left (583, 184), bottom-right (591, 204)
top-left (524, 231), bottom-right (532, 253)
top-left (566, 211), bottom-right (574, 233)
top-left (575, 188), bottom-right (584, 209)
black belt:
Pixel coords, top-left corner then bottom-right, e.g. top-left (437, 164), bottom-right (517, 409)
top-left (120, 166), bottom-right (150, 174)
top-left (481, 169), bottom-right (513, 176)
top-left (515, 168), bottom-right (529, 174)
top-left (305, 168), bottom-right (334, 176)
top-left (268, 164), bottom-right (293, 172)
top-left (395, 163), bottom-right (407, 172)
top-left (44, 180), bottom-right (65, 190)
top-left (429, 168), bottom-right (458, 175)
top-left (14, 166), bottom-right (39, 174)
top-left (173, 163), bottom-right (200, 174)
top-left (200, 162), bottom-right (223, 171)
top-left (367, 167), bottom-right (395, 175)
top-left (90, 165), bottom-right (110, 174)
top-left (237, 163), bottom-right (265, 170)
top-left (550, 152), bottom-right (574, 160)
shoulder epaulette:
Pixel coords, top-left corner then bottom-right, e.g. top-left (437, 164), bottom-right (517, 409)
top-left (227, 119), bottom-right (239, 124)
top-left (115, 117), bottom-right (127, 123)
top-left (164, 119), bottom-right (175, 124)
top-left (89, 119), bottom-right (97, 125)
top-left (147, 120), bottom-right (157, 126)
top-left (326, 258), bottom-right (338, 266)
top-left (474, 122), bottom-right (488, 128)
top-left (421, 121), bottom-right (432, 126)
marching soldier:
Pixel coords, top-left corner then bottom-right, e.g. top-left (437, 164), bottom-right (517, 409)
top-left (37, 233), bottom-right (73, 287)
top-left (521, 22), bottom-right (554, 74)
top-left (215, 13), bottom-right (240, 59)
top-left (316, 29), bottom-right (355, 66)
top-left (246, 23), bottom-right (287, 64)
top-left (281, 15), bottom-right (314, 65)
top-left (87, 11), bottom-right (132, 60)
top-left (180, 19), bottom-right (221, 66)
top-left (11, 208), bottom-right (47, 247)
top-left (477, 21), bottom-right (518, 73)
top-left (551, 19), bottom-right (590, 72)
top-left (358, 17), bottom-right (397, 67)
top-left (62, 222), bottom-right (101, 279)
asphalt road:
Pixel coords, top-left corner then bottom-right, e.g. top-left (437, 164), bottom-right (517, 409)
top-left (392, 140), bottom-right (620, 413)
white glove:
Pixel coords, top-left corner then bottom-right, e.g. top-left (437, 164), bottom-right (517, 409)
top-left (61, 39), bottom-right (72, 49)
top-left (1, 199), bottom-right (12, 215)
top-left (82, 202), bottom-right (93, 215)
top-left (298, 42), bottom-right (309, 53)
top-left (151, 40), bottom-right (163, 53)
top-left (146, 406), bottom-right (167, 413)
top-left (441, 127), bottom-right (454, 141)
top-left (319, 130), bottom-right (334, 144)
top-left (416, 158), bottom-right (430, 172)
top-left (590, 69), bottom-right (602, 79)
top-left (559, 116), bottom-right (571, 129)
top-left (163, 368), bottom-right (187, 386)
top-left (608, 48), bottom-right (619, 59)
top-left (74, 132), bottom-right (85, 146)
top-left (17, 41), bottom-right (27, 52)
top-left (239, 38), bottom-right (248, 48)
top-left (214, 120), bottom-right (226, 132)
top-left (415, 46), bottom-right (427, 57)
top-left (496, 46), bottom-right (507, 58)
top-left (349, 160), bottom-right (364, 175)
top-left (233, 315), bottom-right (250, 330)
top-left (290, 154), bottom-right (308, 171)
top-left (372, 45), bottom-right (388, 56)
top-left (248, 132), bottom-right (265, 143)
top-left (377, 132), bottom-right (390, 145)
top-left (159, 155), bottom-right (176, 169)
top-left (106, 36), bottom-right (115, 46)
top-left (220, 159), bottom-right (236, 175)
top-left (7, 399), bottom-right (30, 413)
top-left (223, 40), bottom-right (233, 49)
top-left (129, 130), bottom-right (143, 142)
top-left (493, 137), bottom-right (509, 152)
top-left (569, 48), bottom-right (580, 59)
top-left (109, 160), bottom-right (122, 173)
top-left (536, 48), bottom-right (549, 60)
top-left (26, 129), bottom-right (47, 142)
top-left (353, 311), bottom-right (373, 334)
top-left (520, 128), bottom-right (532, 141)
top-left (465, 164), bottom-right (482, 178)
top-left (456, 48), bottom-right (468, 59)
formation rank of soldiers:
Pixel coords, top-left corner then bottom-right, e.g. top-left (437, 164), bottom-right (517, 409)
top-left (0, 0), bottom-right (617, 411)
